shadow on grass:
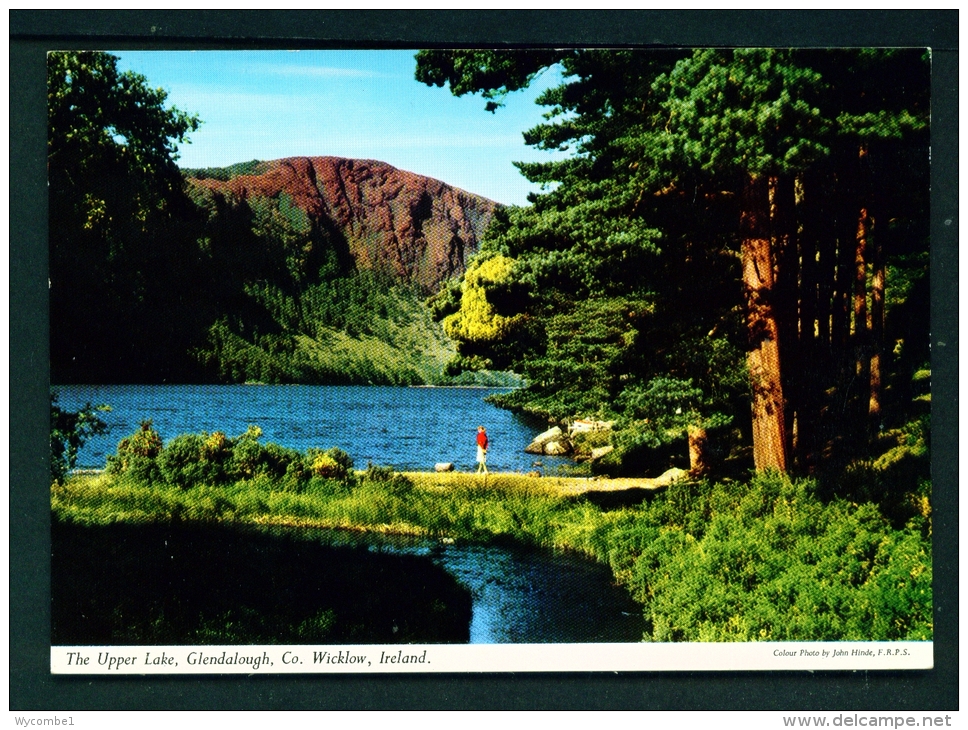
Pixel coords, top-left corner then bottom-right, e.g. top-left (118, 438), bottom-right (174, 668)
top-left (52, 518), bottom-right (471, 645)
top-left (573, 487), bottom-right (666, 512)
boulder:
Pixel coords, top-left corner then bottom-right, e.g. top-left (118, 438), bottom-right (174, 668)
top-left (589, 445), bottom-right (614, 461)
top-left (569, 419), bottom-right (615, 435)
top-left (653, 467), bottom-right (689, 486)
top-left (525, 426), bottom-right (564, 455)
top-left (544, 439), bottom-right (572, 456)
top-left (434, 462), bottom-right (455, 472)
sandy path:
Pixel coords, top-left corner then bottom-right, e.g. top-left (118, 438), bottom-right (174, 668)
top-left (404, 468), bottom-right (688, 496)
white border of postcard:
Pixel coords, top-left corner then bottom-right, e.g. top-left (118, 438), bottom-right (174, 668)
top-left (53, 641), bottom-right (932, 674)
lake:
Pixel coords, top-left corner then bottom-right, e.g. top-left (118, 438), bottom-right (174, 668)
top-left (52, 384), bottom-right (572, 474)
top-left (52, 384), bottom-right (645, 644)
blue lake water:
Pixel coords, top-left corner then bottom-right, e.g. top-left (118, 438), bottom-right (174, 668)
top-left (52, 384), bottom-right (644, 644)
top-left (52, 384), bottom-right (571, 474)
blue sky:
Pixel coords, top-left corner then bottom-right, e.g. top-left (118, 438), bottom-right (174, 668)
top-left (114, 50), bottom-right (568, 207)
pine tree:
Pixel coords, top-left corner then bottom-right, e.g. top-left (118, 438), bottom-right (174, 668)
top-left (415, 48), bottom-right (929, 476)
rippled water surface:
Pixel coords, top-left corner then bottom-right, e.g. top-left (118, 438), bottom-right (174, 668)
top-left (53, 384), bottom-right (571, 473)
top-left (54, 385), bottom-right (641, 644)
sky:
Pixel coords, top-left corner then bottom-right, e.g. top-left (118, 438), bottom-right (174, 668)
top-left (113, 50), bottom-right (569, 207)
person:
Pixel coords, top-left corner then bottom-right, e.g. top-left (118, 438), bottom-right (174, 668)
top-left (476, 426), bottom-right (489, 474)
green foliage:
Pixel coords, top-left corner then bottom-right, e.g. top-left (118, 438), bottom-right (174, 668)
top-left (418, 49), bottom-right (750, 433)
top-left (55, 462), bottom-right (931, 642)
top-left (48, 51), bottom-right (204, 383)
top-left (105, 422), bottom-right (356, 494)
top-left (417, 47), bottom-right (929, 482)
top-left (621, 472), bottom-right (931, 641)
top-left (307, 448), bottom-right (354, 481)
top-left (182, 159), bottom-right (268, 181)
top-left (656, 49), bottom-right (831, 177)
top-left (592, 425), bottom-right (686, 478)
top-left (362, 463), bottom-right (414, 496)
top-left (414, 49), bottom-right (567, 112)
top-left (156, 433), bottom-right (208, 487)
top-left (106, 420), bottom-right (164, 483)
top-left (49, 393), bottom-right (110, 484)
top-left (195, 269), bottom-right (456, 385)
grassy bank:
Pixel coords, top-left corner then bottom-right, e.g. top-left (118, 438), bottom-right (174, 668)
top-left (53, 456), bottom-right (932, 642)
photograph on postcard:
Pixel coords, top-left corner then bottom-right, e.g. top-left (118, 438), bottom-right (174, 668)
top-left (48, 48), bottom-right (932, 673)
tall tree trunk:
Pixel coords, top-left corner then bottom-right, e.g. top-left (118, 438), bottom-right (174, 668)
top-left (857, 144), bottom-right (885, 436)
top-left (687, 424), bottom-right (710, 476)
top-left (771, 174), bottom-right (799, 463)
top-left (741, 174), bottom-right (788, 472)
top-left (793, 171), bottom-right (821, 472)
top-left (852, 144), bottom-right (873, 445)
top-left (868, 228), bottom-right (885, 432)
top-left (853, 203), bottom-right (871, 429)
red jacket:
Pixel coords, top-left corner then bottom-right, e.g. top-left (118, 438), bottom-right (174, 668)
top-left (477, 431), bottom-right (489, 449)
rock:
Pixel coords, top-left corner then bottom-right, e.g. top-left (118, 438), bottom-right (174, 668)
top-left (187, 157), bottom-right (499, 293)
top-left (653, 467), bottom-right (689, 486)
top-left (569, 419), bottom-right (615, 435)
top-left (525, 426), bottom-right (564, 455)
top-left (543, 439), bottom-right (572, 456)
top-left (434, 462), bottom-right (454, 472)
top-left (589, 445), bottom-right (614, 461)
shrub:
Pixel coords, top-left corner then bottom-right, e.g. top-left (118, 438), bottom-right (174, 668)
top-left (106, 420), bottom-right (163, 482)
top-left (157, 433), bottom-right (210, 488)
top-left (306, 447), bottom-right (354, 480)
top-left (620, 471), bottom-right (932, 642)
top-left (202, 431), bottom-right (232, 464)
top-left (231, 437), bottom-right (267, 479)
top-left (592, 426), bottom-right (686, 477)
top-left (363, 462), bottom-right (413, 496)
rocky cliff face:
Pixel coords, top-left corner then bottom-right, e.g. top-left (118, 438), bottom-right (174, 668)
top-left (187, 157), bottom-right (499, 291)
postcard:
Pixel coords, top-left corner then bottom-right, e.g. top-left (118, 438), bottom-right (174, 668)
top-left (48, 47), bottom-right (933, 675)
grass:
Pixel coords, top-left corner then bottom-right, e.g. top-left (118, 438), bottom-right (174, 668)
top-left (52, 463), bottom-right (933, 643)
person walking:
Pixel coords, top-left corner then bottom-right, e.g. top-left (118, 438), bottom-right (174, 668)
top-left (476, 426), bottom-right (489, 475)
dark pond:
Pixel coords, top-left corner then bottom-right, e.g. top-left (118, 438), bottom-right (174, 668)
top-left (307, 529), bottom-right (646, 644)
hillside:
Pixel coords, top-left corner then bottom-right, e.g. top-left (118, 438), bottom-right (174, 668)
top-left (51, 154), bottom-right (502, 385)
top-left (185, 157), bottom-right (499, 293)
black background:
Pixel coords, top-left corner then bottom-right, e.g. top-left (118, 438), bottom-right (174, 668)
top-left (10, 10), bottom-right (958, 711)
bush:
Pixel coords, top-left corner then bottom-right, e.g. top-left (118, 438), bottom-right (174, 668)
top-left (363, 462), bottom-right (413, 496)
top-left (106, 420), bottom-right (163, 483)
top-left (157, 433), bottom-right (209, 488)
top-left (592, 427), bottom-right (687, 477)
top-left (105, 419), bottom-right (358, 494)
top-left (619, 471), bottom-right (932, 642)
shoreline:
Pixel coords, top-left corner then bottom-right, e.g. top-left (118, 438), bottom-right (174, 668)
top-left (69, 467), bottom-right (682, 495)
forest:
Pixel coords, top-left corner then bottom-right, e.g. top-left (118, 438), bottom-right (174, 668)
top-left (416, 48), bottom-right (930, 484)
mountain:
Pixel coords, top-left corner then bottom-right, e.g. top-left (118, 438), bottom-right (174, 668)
top-left (185, 157), bottom-right (499, 292)
top-left (50, 155), bottom-right (505, 385)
